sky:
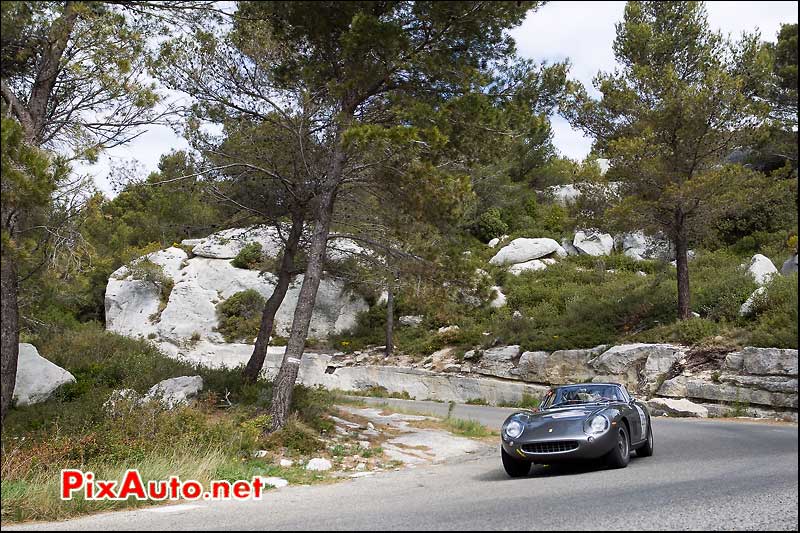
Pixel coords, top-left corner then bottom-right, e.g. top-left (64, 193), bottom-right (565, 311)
top-left (83, 1), bottom-right (799, 196)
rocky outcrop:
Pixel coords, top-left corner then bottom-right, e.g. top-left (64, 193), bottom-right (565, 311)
top-left (646, 397), bottom-right (708, 418)
top-left (13, 344), bottom-right (76, 407)
top-left (545, 184), bottom-right (582, 206)
top-left (658, 347), bottom-right (798, 414)
top-left (105, 228), bottom-right (369, 363)
top-left (471, 345), bottom-right (521, 379)
top-left (589, 343), bottom-right (685, 394)
top-left (573, 230), bottom-right (614, 256)
top-left (515, 346), bottom-right (606, 384)
top-left (746, 254), bottom-right (778, 286)
top-left (488, 238), bottom-right (566, 266)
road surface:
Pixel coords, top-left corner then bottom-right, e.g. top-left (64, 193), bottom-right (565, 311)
top-left (6, 399), bottom-right (798, 531)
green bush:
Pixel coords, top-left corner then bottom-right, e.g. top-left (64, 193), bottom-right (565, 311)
top-left (216, 289), bottom-right (266, 342)
top-left (745, 273), bottom-right (798, 348)
top-left (474, 208), bottom-right (508, 242)
top-left (230, 242), bottom-right (264, 269)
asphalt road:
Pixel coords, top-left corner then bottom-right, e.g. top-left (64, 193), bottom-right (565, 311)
top-left (7, 399), bottom-right (798, 531)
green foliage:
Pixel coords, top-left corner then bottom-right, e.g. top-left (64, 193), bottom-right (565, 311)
top-left (745, 273), bottom-right (798, 348)
top-left (215, 289), bottom-right (266, 343)
top-left (231, 242), bottom-right (264, 269)
top-left (475, 208), bottom-right (509, 242)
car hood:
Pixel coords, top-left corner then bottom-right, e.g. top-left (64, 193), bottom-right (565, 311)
top-left (506, 407), bottom-right (601, 441)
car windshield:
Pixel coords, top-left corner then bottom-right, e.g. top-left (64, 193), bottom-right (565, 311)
top-left (540, 385), bottom-right (625, 409)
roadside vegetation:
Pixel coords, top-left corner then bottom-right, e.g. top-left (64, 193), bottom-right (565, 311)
top-left (1, 325), bottom-right (340, 523)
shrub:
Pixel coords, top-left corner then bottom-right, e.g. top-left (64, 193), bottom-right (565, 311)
top-left (216, 289), bottom-right (266, 342)
top-left (474, 208), bottom-right (508, 242)
top-left (230, 242), bottom-right (264, 269)
top-left (745, 273), bottom-right (798, 348)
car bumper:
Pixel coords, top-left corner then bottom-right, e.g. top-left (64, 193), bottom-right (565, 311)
top-left (501, 429), bottom-right (618, 462)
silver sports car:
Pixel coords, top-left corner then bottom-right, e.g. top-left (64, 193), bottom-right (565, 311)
top-left (500, 383), bottom-right (654, 477)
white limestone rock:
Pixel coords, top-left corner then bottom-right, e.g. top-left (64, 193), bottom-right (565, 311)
top-left (746, 254), bottom-right (778, 286)
top-left (573, 230), bottom-right (614, 256)
top-left (508, 259), bottom-right (549, 275)
top-left (489, 238), bottom-right (566, 266)
top-left (739, 286), bottom-right (767, 316)
top-left (306, 458), bottom-right (333, 471)
top-left (13, 344), bottom-right (76, 406)
top-left (145, 376), bottom-right (204, 409)
top-left (399, 315), bottom-right (424, 327)
top-left (647, 397), bottom-right (708, 418)
top-left (488, 286), bottom-right (507, 308)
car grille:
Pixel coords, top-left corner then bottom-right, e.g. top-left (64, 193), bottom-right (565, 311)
top-left (522, 441), bottom-right (579, 454)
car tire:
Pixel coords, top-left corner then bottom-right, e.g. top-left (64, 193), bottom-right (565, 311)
top-left (636, 424), bottom-right (654, 457)
top-left (502, 448), bottom-right (531, 478)
top-left (605, 424), bottom-right (631, 468)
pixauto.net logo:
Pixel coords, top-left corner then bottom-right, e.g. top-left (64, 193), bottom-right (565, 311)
top-left (60, 469), bottom-right (269, 501)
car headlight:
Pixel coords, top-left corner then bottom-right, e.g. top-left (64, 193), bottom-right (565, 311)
top-left (504, 420), bottom-right (524, 439)
top-left (587, 415), bottom-right (609, 435)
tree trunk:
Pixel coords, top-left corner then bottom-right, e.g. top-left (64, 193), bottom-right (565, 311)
top-left (267, 187), bottom-right (338, 433)
top-left (242, 212), bottom-right (305, 383)
top-left (1, 253), bottom-right (19, 427)
top-left (674, 217), bottom-right (691, 320)
top-left (385, 284), bottom-right (394, 357)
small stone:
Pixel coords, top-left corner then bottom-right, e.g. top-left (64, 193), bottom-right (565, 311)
top-left (355, 462), bottom-right (367, 471)
top-left (358, 440), bottom-right (371, 449)
top-left (305, 458), bottom-right (333, 471)
top-left (261, 477), bottom-right (289, 489)
top-left (253, 450), bottom-right (268, 458)
top-left (279, 459), bottom-right (293, 467)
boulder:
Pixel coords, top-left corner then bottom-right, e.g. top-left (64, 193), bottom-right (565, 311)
top-left (573, 230), bottom-right (614, 256)
top-left (13, 344), bottom-right (76, 406)
top-left (657, 374), bottom-right (797, 409)
top-left (516, 347), bottom-right (605, 384)
top-left (487, 235), bottom-right (507, 248)
top-left (399, 315), bottom-right (424, 327)
top-left (508, 258), bottom-right (556, 275)
top-left (619, 232), bottom-right (672, 261)
top-left (589, 343), bottom-right (684, 393)
top-left (145, 376), bottom-right (204, 408)
top-left (723, 347), bottom-right (798, 376)
top-left (739, 286), bottom-right (766, 316)
top-left (647, 398), bottom-right (708, 418)
top-left (489, 238), bottom-right (566, 266)
top-left (746, 254), bottom-right (778, 286)
top-left (437, 325), bottom-right (460, 335)
top-left (306, 458), bottom-right (333, 471)
top-left (472, 345), bottom-right (520, 379)
top-left (781, 254), bottom-right (798, 275)
top-left (488, 286), bottom-right (507, 308)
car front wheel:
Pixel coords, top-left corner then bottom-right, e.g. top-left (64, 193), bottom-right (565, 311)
top-left (502, 448), bottom-right (531, 478)
top-left (605, 425), bottom-right (630, 468)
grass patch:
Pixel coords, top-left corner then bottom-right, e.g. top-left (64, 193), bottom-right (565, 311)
top-left (442, 418), bottom-right (495, 438)
top-left (1, 323), bottom-right (340, 524)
